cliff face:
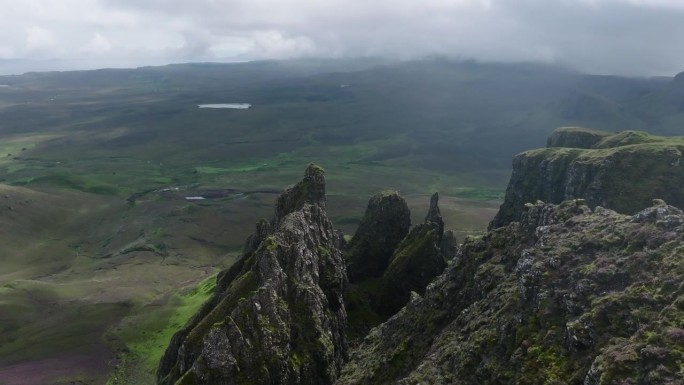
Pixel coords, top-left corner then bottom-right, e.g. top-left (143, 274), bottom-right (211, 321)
top-left (338, 199), bottom-right (684, 385)
top-left (491, 127), bottom-right (684, 228)
top-left (157, 165), bottom-right (348, 385)
top-left (158, 168), bottom-right (455, 385)
top-left (345, 192), bottom-right (411, 282)
top-left (375, 193), bottom-right (449, 317)
top-left (344, 192), bottom-right (452, 342)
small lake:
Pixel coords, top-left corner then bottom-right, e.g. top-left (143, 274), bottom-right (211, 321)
top-left (198, 103), bottom-right (251, 109)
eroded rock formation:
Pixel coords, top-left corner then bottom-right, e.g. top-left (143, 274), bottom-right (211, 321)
top-left (491, 127), bottom-right (684, 228)
top-left (338, 199), bottom-right (684, 385)
top-left (158, 164), bottom-right (348, 385)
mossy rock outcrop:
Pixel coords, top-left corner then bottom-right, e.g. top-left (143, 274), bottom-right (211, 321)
top-left (345, 191), bottom-right (411, 282)
top-left (157, 164), bottom-right (348, 385)
top-left (344, 192), bottom-right (452, 341)
top-left (375, 192), bottom-right (448, 317)
top-left (338, 199), bottom-right (684, 385)
top-left (491, 127), bottom-right (684, 228)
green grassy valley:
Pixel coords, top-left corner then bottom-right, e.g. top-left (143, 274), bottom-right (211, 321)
top-left (0, 58), bottom-right (682, 384)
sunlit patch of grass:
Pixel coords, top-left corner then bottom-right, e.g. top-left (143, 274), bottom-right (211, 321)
top-left (112, 274), bottom-right (218, 374)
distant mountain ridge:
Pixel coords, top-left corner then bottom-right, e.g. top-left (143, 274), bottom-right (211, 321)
top-left (2, 59), bottom-right (683, 197)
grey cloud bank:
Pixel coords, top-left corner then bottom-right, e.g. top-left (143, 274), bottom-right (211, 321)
top-left (1, 0), bottom-right (683, 76)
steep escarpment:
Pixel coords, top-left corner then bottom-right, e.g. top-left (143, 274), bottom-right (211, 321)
top-left (338, 199), bottom-right (684, 385)
top-left (491, 127), bottom-right (684, 228)
top-left (157, 164), bottom-right (348, 385)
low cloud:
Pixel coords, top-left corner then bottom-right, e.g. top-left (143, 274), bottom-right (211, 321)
top-left (81, 33), bottom-right (112, 55)
top-left (24, 26), bottom-right (58, 55)
top-left (1, 0), bottom-right (683, 75)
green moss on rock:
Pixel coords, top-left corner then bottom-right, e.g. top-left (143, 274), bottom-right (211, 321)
top-left (157, 165), bottom-right (348, 385)
top-left (491, 128), bottom-right (684, 228)
top-left (338, 200), bottom-right (684, 385)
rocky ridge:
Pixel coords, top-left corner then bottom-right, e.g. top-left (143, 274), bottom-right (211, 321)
top-left (338, 199), bottom-right (684, 385)
top-left (343, 191), bottom-right (454, 341)
top-left (159, 128), bottom-right (684, 385)
top-left (157, 164), bottom-right (348, 385)
top-left (491, 127), bottom-right (684, 228)
top-left (374, 192), bottom-right (452, 317)
top-left (157, 166), bottom-right (453, 384)
top-left (345, 191), bottom-right (411, 282)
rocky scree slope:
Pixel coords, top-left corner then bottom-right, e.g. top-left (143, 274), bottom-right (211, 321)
top-left (491, 127), bottom-right (684, 228)
top-left (338, 199), bottom-right (684, 385)
top-left (157, 164), bottom-right (348, 385)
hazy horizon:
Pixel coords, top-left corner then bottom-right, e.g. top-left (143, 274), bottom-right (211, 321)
top-left (2, 0), bottom-right (684, 77)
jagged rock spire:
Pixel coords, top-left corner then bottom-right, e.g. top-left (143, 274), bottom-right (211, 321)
top-left (345, 191), bottom-right (411, 282)
top-left (157, 164), bottom-right (347, 385)
top-left (425, 192), bottom-right (444, 240)
top-left (374, 193), bottom-right (448, 317)
top-left (274, 163), bottom-right (326, 225)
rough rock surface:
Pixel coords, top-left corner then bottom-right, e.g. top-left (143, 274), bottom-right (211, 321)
top-left (344, 192), bottom-right (452, 342)
top-left (376, 192), bottom-right (449, 317)
top-left (424, 192), bottom-right (445, 242)
top-left (491, 128), bottom-right (684, 228)
top-left (337, 199), bottom-right (684, 385)
top-left (157, 164), bottom-right (348, 385)
top-left (345, 191), bottom-right (411, 282)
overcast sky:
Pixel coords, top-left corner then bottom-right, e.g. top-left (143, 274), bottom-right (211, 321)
top-left (1, 0), bottom-right (683, 76)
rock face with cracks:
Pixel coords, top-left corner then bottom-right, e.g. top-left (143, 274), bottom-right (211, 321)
top-left (157, 164), bottom-right (348, 385)
top-left (345, 191), bottom-right (411, 283)
top-left (159, 129), bottom-right (684, 385)
top-left (337, 199), bottom-right (684, 385)
top-left (344, 192), bottom-right (453, 341)
top-left (491, 127), bottom-right (684, 229)
top-left (375, 192), bottom-right (449, 317)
